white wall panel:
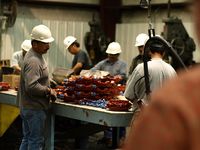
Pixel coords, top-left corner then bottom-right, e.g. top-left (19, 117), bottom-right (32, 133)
top-left (116, 23), bottom-right (149, 68)
top-left (1, 2), bottom-right (199, 78)
top-left (116, 21), bottom-right (200, 68)
top-left (1, 17), bottom-right (89, 76)
top-left (118, 3), bottom-right (200, 67)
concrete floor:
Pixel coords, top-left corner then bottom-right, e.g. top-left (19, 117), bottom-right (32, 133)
top-left (0, 117), bottom-right (121, 150)
top-left (54, 132), bottom-right (121, 150)
top-left (0, 132), bottom-right (116, 150)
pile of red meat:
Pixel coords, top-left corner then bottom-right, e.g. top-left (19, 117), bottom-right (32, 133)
top-left (56, 75), bottom-right (125, 103)
top-left (106, 99), bottom-right (132, 111)
top-left (0, 82), bottom-right (10, 91)
top-left (55, 75), bottom-right (131, 111)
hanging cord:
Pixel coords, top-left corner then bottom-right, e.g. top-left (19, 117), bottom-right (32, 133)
top-left (143, 0), bottom-right (155, 100)
top-left (140, 0), bottom-right (187, 103)
top-left (144, 36), bottom-right (187, 71)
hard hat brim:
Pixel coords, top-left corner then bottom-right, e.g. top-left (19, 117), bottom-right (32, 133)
top-left (64, 39), bottom-right (76, 50)
top-left (40, 37), bottom-right (54, 43)
top-left (106, 49), bottom-right (121, 54)
top-left (32, 37), bottom-right (54, 43)
top-left (22, 48), bottom-right (30, 52)
top-left (21, 40), bottom-right (32, 51)
top-left (135, 43), bottom-right (143, 47)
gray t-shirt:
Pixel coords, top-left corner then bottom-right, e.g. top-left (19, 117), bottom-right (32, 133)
top-left (91, 58), bottom-right (127, 80)
top-left (18, 49), bottom-right (50, 110)
top-left (125, 58), bottom-right (176, 102)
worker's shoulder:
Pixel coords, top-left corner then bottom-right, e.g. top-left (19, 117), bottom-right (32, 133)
top-left (24, 52), bottom-right (42, 63)
top-left (118, 59), bottom-right (127, 65)
top-left (13, 50), bottom-right (22, 56)
top-left (151, 66), bottom-right (200, 105)
top-left (78, 49), bottom-right (87, 55)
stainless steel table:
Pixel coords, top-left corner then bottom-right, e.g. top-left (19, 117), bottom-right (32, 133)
top-left (0, 90), bottom-right (134, 149)
top-left (0, 90), bottom-right (18, 106)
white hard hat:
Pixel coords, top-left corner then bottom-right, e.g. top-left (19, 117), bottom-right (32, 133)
top-left (106, 42), bottom-right (122, 54)
top-left (63, 36), bottom-right (77, 49)
top-left (30, 24), bottom-right (54, 43)
top-left (21, 40), bottom-right (32, 52)
top-left (135, 33), bottom-right (149, 47)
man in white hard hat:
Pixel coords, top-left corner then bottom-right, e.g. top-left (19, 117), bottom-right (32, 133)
top-left (124, 37), bottom-right (176, 145)
top-left (91, 42), bottom-right (127, 82)
top-left (18, 24), bottom-right (57, 150)
top-left (125, 36), bottom-right (176, 104)
top-left (91, 42), bottom-right (127, 147)
top-left (11, 39), bottom-right (32, 74)
top-left (123, 1), bottom-right (200, 149)
top-left (128, 33), bottom-right (149, 76)
top-left (64, 36), bottom-right (91, 75)
top-left (63, 35), bottom-right (91, 149)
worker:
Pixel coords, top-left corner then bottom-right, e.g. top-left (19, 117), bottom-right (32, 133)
top-left (91, 42), bottom-right (127, 84)
top-left (63, 35), bottom-right (92, 149)
top-left (125, 37), bottom-right (176, 105)
top-left (123, 1), bottom-right (200, 149)
top-left (128, 33), bottom-right (149, 77)
top-left (91, 42), bottom-right (127, 147)
top-left (11, 39), bottom-right (32, 74)
top-left (18, 24), bottom-right (57, 150)
top-left (64, 36), bottom-right (91, 75)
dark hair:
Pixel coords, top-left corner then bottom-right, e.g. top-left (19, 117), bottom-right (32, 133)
top-left (149, 42), bottom-right (165, 54)
top-left (72, 41), bottom-right (80, 47)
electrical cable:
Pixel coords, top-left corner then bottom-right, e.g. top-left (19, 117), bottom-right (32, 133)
top-left (144, 36), bottom-right (187, 70)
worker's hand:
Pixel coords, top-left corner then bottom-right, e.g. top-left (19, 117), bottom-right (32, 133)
top-left (50, 79), bottom-right (58, 88)
top-left (13, 68), bottom-right (21, 75)
top-left (114, 75), bottom-right (123, 83)
top-left (49, 88), bottom-right (57, 102)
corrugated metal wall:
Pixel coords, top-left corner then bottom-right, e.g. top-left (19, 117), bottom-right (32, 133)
top-left (2, 20), bottom-right (199, 76)
top-left (116, 22), bottom-right (166, 68)
top-left (1, 17), bottom-right (90, 76)
top-left (1, 3), bottom-right (199, 77)
top-left (116, 22), bottom-right (200, 68)
top-left (116, 23), bottom-right (149, 68)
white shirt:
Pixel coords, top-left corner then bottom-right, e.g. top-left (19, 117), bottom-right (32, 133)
top-left (125, 58), bottom-right (176, 102)
top-left (11, 51), bottom-right (24, 67)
